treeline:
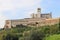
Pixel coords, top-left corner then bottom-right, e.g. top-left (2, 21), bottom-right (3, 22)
top-left (0, 22), bottom-right (60, 40)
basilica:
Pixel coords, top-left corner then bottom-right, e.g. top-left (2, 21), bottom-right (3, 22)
top-left (4, 8), bottom-right (59, 28)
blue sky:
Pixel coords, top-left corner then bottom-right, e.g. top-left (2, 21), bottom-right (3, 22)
top-left (0, 0), bottom-right (60, 28)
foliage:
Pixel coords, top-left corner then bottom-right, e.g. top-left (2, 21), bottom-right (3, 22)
top-left (30, 30), bottom-right (45, 40)
top-left (45, 34), bottom-right (60, 40)
top-left (0, 22), bottom-right (60, 40)
top-left (3, 33), bottom-right (19, 40)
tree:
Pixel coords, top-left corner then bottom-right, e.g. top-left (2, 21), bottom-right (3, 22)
top-left (3, 33), bottom-right (19, 40)
top-left (30, 30), bottom-right (45, 40)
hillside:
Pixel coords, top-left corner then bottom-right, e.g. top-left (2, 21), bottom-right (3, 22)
top-left (0, 22), bottom-right (60, 40)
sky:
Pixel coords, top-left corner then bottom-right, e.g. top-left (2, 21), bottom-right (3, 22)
top-left (0, 0), bottom-right (60, 28)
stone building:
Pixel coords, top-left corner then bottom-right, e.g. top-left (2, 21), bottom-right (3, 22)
top-left (31, 8), bottom-right (52, 19)
top-left (4, 8), bottom-right (60, 28)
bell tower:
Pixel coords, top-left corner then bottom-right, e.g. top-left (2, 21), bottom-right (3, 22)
top-left (37, 8), bottom-right (41, 18)
top-left (37, 8), bottom-right (41, 13)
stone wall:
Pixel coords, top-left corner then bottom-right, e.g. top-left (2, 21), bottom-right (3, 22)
top-left (4, 18), bottom-right (60, 28)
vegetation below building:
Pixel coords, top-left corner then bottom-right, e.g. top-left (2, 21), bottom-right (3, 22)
top-left (0, 22), bottom-right (60, 40)
top-left (45, 34), bottom-right (60, 40)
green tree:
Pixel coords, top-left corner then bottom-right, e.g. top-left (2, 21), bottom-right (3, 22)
top-left (30, 30), bottom-right (45, 40)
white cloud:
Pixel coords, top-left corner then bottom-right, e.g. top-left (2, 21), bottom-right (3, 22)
top-left (0, 0), bottom-right (42, 17)
top-left (0, 0), bottom-right (42, 28)
top-left (0, 0), bottom-right (41, 10)
top-left (0, 13), bottom-right (7, 28)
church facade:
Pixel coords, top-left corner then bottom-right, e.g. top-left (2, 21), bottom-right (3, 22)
top-left (4, 8), bottom-right (60, 28)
